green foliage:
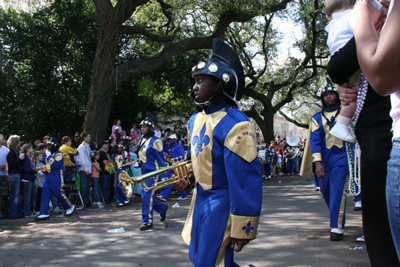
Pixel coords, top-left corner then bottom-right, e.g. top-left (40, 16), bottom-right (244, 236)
top-left (0, 0), bottom-right (98, 142)
top-left (109, 49), bottom-right (208, 131)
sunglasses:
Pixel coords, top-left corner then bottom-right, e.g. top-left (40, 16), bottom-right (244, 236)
top-left (0, 137), bottom-right (5, 140)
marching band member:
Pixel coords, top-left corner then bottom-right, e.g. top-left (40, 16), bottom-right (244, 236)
top-left (175, 39), bottom-right (262, 267)
top-left (35, 138), bottom-right (76, 221)
top-left (283, 143), bottom-right (296, 176)
top-left (138, 113), bottom-right (168, 231)
top-left (114, 145), bottom-right (130, 207)
top-left (156, 134), bottom-right (186, 202)
top-left (300, 79), bottom-right (349, 241)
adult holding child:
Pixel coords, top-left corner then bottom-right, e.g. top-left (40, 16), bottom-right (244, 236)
top-left (344, 0), bottom-right (400, 262)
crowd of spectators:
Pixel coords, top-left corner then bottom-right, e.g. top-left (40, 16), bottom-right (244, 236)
top-left (0, 120), bottom-right (189, 219)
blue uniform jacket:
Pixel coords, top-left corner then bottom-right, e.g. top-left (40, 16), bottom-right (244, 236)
top-left (309, 106), bottom-right (348, 177)
top-left (183, 99), bottom-right (263, 242)
top-left (138, 135), bottom-right (167, 174)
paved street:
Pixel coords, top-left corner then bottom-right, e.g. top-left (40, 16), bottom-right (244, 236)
top-left (0, 176), bottom-right (370, 267)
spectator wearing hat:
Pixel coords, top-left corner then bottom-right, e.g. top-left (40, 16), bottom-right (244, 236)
top-left (0, 134), bottom-right (9, 218)
top-left (156, 134), bottom-right (187, 202)
top-left (77, 132), bottom-right (92, 208)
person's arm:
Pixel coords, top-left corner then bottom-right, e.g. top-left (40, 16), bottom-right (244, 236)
top-left (327, 38), bottom-right (360, 85)
top-left (349, 0), bottom-right (400, 95)
top-left (223, 121), bottom-right (263, 252)
top-left (7, 150), bottom-right (21, 169)
top-left (95, 162), bottom-right (101, 172)
top-left (23, 157), bottom-right (37, 175)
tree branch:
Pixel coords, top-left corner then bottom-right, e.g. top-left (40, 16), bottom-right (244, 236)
top-left (278, 111), bottom-right (309, 128)
top-left (119, 26), bottom-right (181, 42)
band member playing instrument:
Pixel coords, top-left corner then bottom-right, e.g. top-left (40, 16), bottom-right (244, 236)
top-left (138, 113), bottom-right (168, 231)
top-left (35, 138), bottom-right (76, 221)
top-left (283, 143), bottom-right (297, 176)
top-left (300, 79), bottom-right (349, 241)
top-left (156, 134), bottom-right (187, 202)
top-left (114, 145), bottom-right (130, 207)
top-left (175, 39), bottom-right (262, 267)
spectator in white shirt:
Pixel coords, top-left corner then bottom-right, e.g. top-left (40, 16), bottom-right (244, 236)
top-left (0, 134), bottom-right (9, 218)
top-left (154, 127), bottom-right (162, 138)
top-left (78, 132), bottom-right (92, 208)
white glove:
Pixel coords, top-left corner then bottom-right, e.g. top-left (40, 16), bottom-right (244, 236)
top-left (132, 162), bottom-right (139, 168)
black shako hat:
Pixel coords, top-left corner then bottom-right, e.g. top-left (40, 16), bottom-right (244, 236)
top-left (190, 38), bottom-right (245, 106)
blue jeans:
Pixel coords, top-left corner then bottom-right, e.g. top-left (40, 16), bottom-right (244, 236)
top-left (386, 138), bottom-right (400, 261)
top-left (79, 171), bottom-right (91, 206)
top-left (91, 177), bottom-right (100, 203)
top-left (100, 174), bottom-right (111, 201)
top-left (8, 173), bottom-right (22, 219)
top-left (23, 181), bottom-right (36, 216)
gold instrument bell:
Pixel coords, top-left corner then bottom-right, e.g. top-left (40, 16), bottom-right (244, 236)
top-left (105, 159), bottom-right (117, 174)
top-left (119, 160), bottom-right (194, 198)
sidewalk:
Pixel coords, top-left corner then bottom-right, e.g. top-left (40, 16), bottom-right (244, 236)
top-left (0, 175), bottom-right (369, 267)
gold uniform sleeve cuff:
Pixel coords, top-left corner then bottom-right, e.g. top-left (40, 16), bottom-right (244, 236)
top-left (224, 121), bottom-right (257, 163)
top-left (312, 153), bottom-right (322, 163)
top-left (230, 214), bottom-right (259, 240)
top-left (153, 139), bottom-right (163, 152)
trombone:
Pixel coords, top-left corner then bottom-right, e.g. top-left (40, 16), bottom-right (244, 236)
top-left (119, 160), bottom-right (194, 196)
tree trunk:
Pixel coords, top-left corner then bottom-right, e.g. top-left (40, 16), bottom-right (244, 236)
top-left (260, 110), bottom-right (275, 143)
top-left (83, 20), bottom-right (120, 142)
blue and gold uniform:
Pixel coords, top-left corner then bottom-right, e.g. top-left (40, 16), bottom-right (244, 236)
top-left (160, 141), bottom-right (186, 199)
top-left (284, 147), bottom-right (296, 175)
top-left (182, 99), bottom-right (263, 267)
top-left (39, 151), bottom-right (73, 215)
top-left (115, 154), bottom-right (129, 205)
top-left (301, 105), bottom-right (348, 231)
top-left (138, 135), bottom-right (168, 226)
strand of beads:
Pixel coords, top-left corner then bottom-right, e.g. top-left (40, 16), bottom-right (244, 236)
top-left (347, 73), bottom-right (367, 196)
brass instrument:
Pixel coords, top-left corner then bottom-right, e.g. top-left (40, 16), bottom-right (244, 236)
top-left (35, 165), bottom-right (49, 172)
top-left (105, 159), bottom-right (117, 174)
top-left (120, 159), bottom-right (140, 168)
top-left (118, 160), bottom-right (194, 198)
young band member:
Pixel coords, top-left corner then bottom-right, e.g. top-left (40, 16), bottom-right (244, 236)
top-left (156, 134), bottom-right (186, 202)
top-left (137, 113), bottom-right (168, 231)
top-left (300, 79), bottom-right (349, 241)
top-left (175, 39), bottom-right (262, 267)
top-left (35, 138), bottom-right (76, 221)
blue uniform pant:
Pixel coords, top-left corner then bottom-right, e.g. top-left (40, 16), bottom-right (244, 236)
top-left (141, 177), bottom-right (167, 226)
top-left (115, 173), bottom-right (128, 205)
top-left (40, 175), bottom-right (73, 215)
top-left (265, 161), bottom-right (272, 177)
top-left (286, 158), bottom-right (295, 175)
top-left (160, 185), bottom-right (187, 199)
top-left (189, 184), bottom-right (239, 267)
top-left (318, 164), bottom-right (348, 229)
